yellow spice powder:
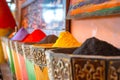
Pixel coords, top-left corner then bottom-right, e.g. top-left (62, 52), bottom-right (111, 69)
top-left (52, 31), bottom-right (81, 48)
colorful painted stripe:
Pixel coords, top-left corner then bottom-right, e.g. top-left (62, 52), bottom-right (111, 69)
top-left (69, 1), bottom-right (120, 16)
top-left (67, 6), bottom-right (120, 19)
top-left (71, 0), bottom-right (110, 10)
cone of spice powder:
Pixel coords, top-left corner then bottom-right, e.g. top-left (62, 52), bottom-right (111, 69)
top-left (73, 37), bottom-right (120, 56)
top-left (37, 35), bottom-right (58, 44)
top-left (22, 29), bottom-right (46, 43)
top-left (52, 31), bottom-right (81, 48)
top-left (11, 27), bottom-right (29, 41)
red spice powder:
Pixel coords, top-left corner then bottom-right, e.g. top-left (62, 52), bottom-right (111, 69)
top-left (22, 29), bottom-right (46, 43)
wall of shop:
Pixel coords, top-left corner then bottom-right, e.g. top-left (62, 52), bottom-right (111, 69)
top-left (71, 15), bottom-right (120, 48)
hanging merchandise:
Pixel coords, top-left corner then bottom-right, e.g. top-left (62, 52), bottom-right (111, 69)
top-left (52, 31), bottom-right (81, 48)
top-left (22, 29), bottom-right (46, 43)
top-left (11, 27), bottom-right (29, 41)
top-left (73, 37), bottom-right (120, 56)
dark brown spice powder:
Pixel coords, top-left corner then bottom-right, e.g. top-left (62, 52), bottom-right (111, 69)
top-left (73, 37), bottom-right (120, 56)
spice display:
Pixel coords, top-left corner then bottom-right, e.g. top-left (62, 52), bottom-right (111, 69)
top-left (73, 37), bottom-right (120, 56)
top-left (52, 31), bottom-right (81, 48)
top-left (22, 29), bottom-right (46, 43)
top-left (11, 27), bottom-right (29, 41)
top-left (38, 35), bottom-right (58, 44)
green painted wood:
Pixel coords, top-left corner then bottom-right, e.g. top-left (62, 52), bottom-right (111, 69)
top-left (25, 58), bottom-right (36, 80)
top-left (6, 46), bottom-right (15, 75)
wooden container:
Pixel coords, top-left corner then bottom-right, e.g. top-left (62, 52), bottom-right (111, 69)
top-left (23, 43), bottom-right (77, 80)
top-left (22, 44), bottom-right (36, 80)
top-left (9, 40), bottom-right (22, 80)
top-left (2, 38), bottom-right (15, 77)
top-left (45, 49), bottom-right (120, 80)
top-left (1, 37), bottom-right (8, 61)
top-left (14, 42), bottom-right (28, 80)
top-left (30, 44), bottom-right (53, 80)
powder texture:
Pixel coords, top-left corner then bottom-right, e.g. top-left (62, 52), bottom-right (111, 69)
top-left (52, 31), bottom-right (81, 48)
top-left (11, 27), bottom-right (29, 41)
top-left (38, 35), bottom-right (58, 44)
top-left (73, 37), bottom-right (120, 56)
top-left (22, 29), bottom-right (46, 43)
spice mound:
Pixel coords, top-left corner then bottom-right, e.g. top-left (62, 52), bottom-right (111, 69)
top-left (73, 37), bottom-right (120, 56)
top-left (52, 31), bottom-right (81, 48)
top-left (22, 29), bottom-right (46, 43)
top-left (38, 35), bottom-right (58, 44)
top-left (11, 27), bottom-right (29, 41)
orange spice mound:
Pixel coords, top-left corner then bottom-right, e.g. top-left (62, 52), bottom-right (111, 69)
top-left (22, 29), bottom-right (46, 43)
top-left (52, 31), bottom-right (81, 48)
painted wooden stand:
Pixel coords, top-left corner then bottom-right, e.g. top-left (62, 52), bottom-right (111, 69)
top-left (22, 44), bottom-right (53, 80)
top-left (15, 42), bottom-right (28, 80)
top-left (1, 38), bottom-right (15, 77)
top-left (22, 44), bottom-right (36, 80)
top-left (10, 40), bottom-right (22, 80)
top-left (46, 49), bottom-right (120, 80)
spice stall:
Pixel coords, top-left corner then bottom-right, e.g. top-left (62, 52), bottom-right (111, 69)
top-left (1, 0), bottom-right (120, 80)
